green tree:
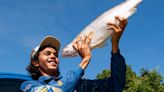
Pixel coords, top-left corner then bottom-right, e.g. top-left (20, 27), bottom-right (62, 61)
top-left (96, 69), bottom-right (111, 79)
top-left (96, 65), bottom-right (164, 92)
top-left (137, 68), bottom-right (164, 92)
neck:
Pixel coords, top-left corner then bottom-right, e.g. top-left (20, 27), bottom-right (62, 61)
top-left (39, 69), bottom-right (58, 77)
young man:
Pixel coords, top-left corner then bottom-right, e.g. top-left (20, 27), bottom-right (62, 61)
top-left (20, 17), bottom-right (127, 92)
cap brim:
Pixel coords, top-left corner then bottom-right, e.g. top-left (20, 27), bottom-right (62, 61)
top-left (39, 36), bottom-right (60, 53)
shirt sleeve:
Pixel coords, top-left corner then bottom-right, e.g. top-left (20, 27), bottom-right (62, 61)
top-left (75, 50), bottom-right (126, 92)
top-left (110, 50), bottom-right (126, 92)
top-left (65, 67), bottom-right (84, 92)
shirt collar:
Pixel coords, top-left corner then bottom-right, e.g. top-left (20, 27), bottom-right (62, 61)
top-left (38, 75), bottom-right (63, 83)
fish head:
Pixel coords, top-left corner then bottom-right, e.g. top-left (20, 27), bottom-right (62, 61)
top-left (62, 44), bottom-right (78, 57)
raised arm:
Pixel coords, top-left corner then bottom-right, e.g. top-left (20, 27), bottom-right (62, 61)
top-left (107, 16), bottom-right (127, 91)
top-left (72, 33), bottom-right (92, 70)
top-left (108, 16), bottom-right (127, 53)
top-left (73, 17), bottom-right (127, 92)
top-left (75, 17), bottom-right (127, 92)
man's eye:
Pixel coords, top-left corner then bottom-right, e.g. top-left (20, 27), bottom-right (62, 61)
top-left (54, 53), bottom-right (58, 57)
top-left (45, 52), bottom-right (51, 55)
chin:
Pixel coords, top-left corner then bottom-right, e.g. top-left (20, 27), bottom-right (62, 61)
top-left (49, 66), bottom-right (57, 70)
top-left (48, 66), bottom-right (58, 70)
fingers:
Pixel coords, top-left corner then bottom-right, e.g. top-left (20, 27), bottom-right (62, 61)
top-left (115, 16), bottom-right (123, 21)
top-left (115, 16), bottom-right (126, 22)
top-left (107, 23), bottom-right (122, 32)
top-left (73, 34), bottom-right (82, 50)
top-left (73, 32), bottom-right (93, 50)
top-left (81, 34), bottom-right (86, 45)
top-left (115, 16), bottom-right (128, 26)
top-left (73, 39), bottom-right (78, 50)
top-left (86, 32), bottom-right (93, 45)
top-left (107, 16), bottom-right (128, 33)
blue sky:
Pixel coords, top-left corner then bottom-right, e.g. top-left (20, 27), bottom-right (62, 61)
top-left (0, 0), bottom-right (163, 79)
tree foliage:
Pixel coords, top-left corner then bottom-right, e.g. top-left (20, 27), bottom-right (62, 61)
top-left (96, 65), bottom-right (164, 92)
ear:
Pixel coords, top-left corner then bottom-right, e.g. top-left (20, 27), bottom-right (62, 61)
top-left (31, 60), bottom-right (39, 67)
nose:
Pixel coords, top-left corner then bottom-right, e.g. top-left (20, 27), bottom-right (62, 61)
top-left (49, 53), bottom-right (57, 59)
top-left (48, 55), bottom-right (57, 62)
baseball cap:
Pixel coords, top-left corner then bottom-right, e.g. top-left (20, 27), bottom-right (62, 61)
top-left (31, 36), bottom-right (60, 60)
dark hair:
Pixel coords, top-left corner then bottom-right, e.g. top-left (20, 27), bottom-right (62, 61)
top-left (26, 44), bottom-right (60, 80)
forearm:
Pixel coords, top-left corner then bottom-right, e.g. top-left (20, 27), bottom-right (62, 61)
top-left (79, 57), bottom-right (91, 70)
top-left (73, 33), bottom-right (92, 70)
top-left (112, 41), bottom-right (119, 53)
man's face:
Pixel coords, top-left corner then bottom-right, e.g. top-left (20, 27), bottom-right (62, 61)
top-left (37, 47), bottom-right (59, 75)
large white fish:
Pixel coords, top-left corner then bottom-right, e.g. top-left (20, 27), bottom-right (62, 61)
top-left (62, 0), bottom-right (142, 57)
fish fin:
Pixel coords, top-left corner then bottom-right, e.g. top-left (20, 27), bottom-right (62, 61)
top-left (129, 8), bottom-right (137, 17)
top-left (96, 42), bottom-right (105, 48)
top-left (122, 8), bottom-right (137, 19)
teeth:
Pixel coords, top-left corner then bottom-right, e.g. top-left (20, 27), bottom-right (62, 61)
top-left (50, 61), bottom-right (55, 64)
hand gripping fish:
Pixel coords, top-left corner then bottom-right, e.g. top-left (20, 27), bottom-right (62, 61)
top-left (62, 0), bottom-right (142, 57)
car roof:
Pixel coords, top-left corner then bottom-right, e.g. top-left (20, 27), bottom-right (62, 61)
top-left (0, 73), bottom-right (31, 92)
